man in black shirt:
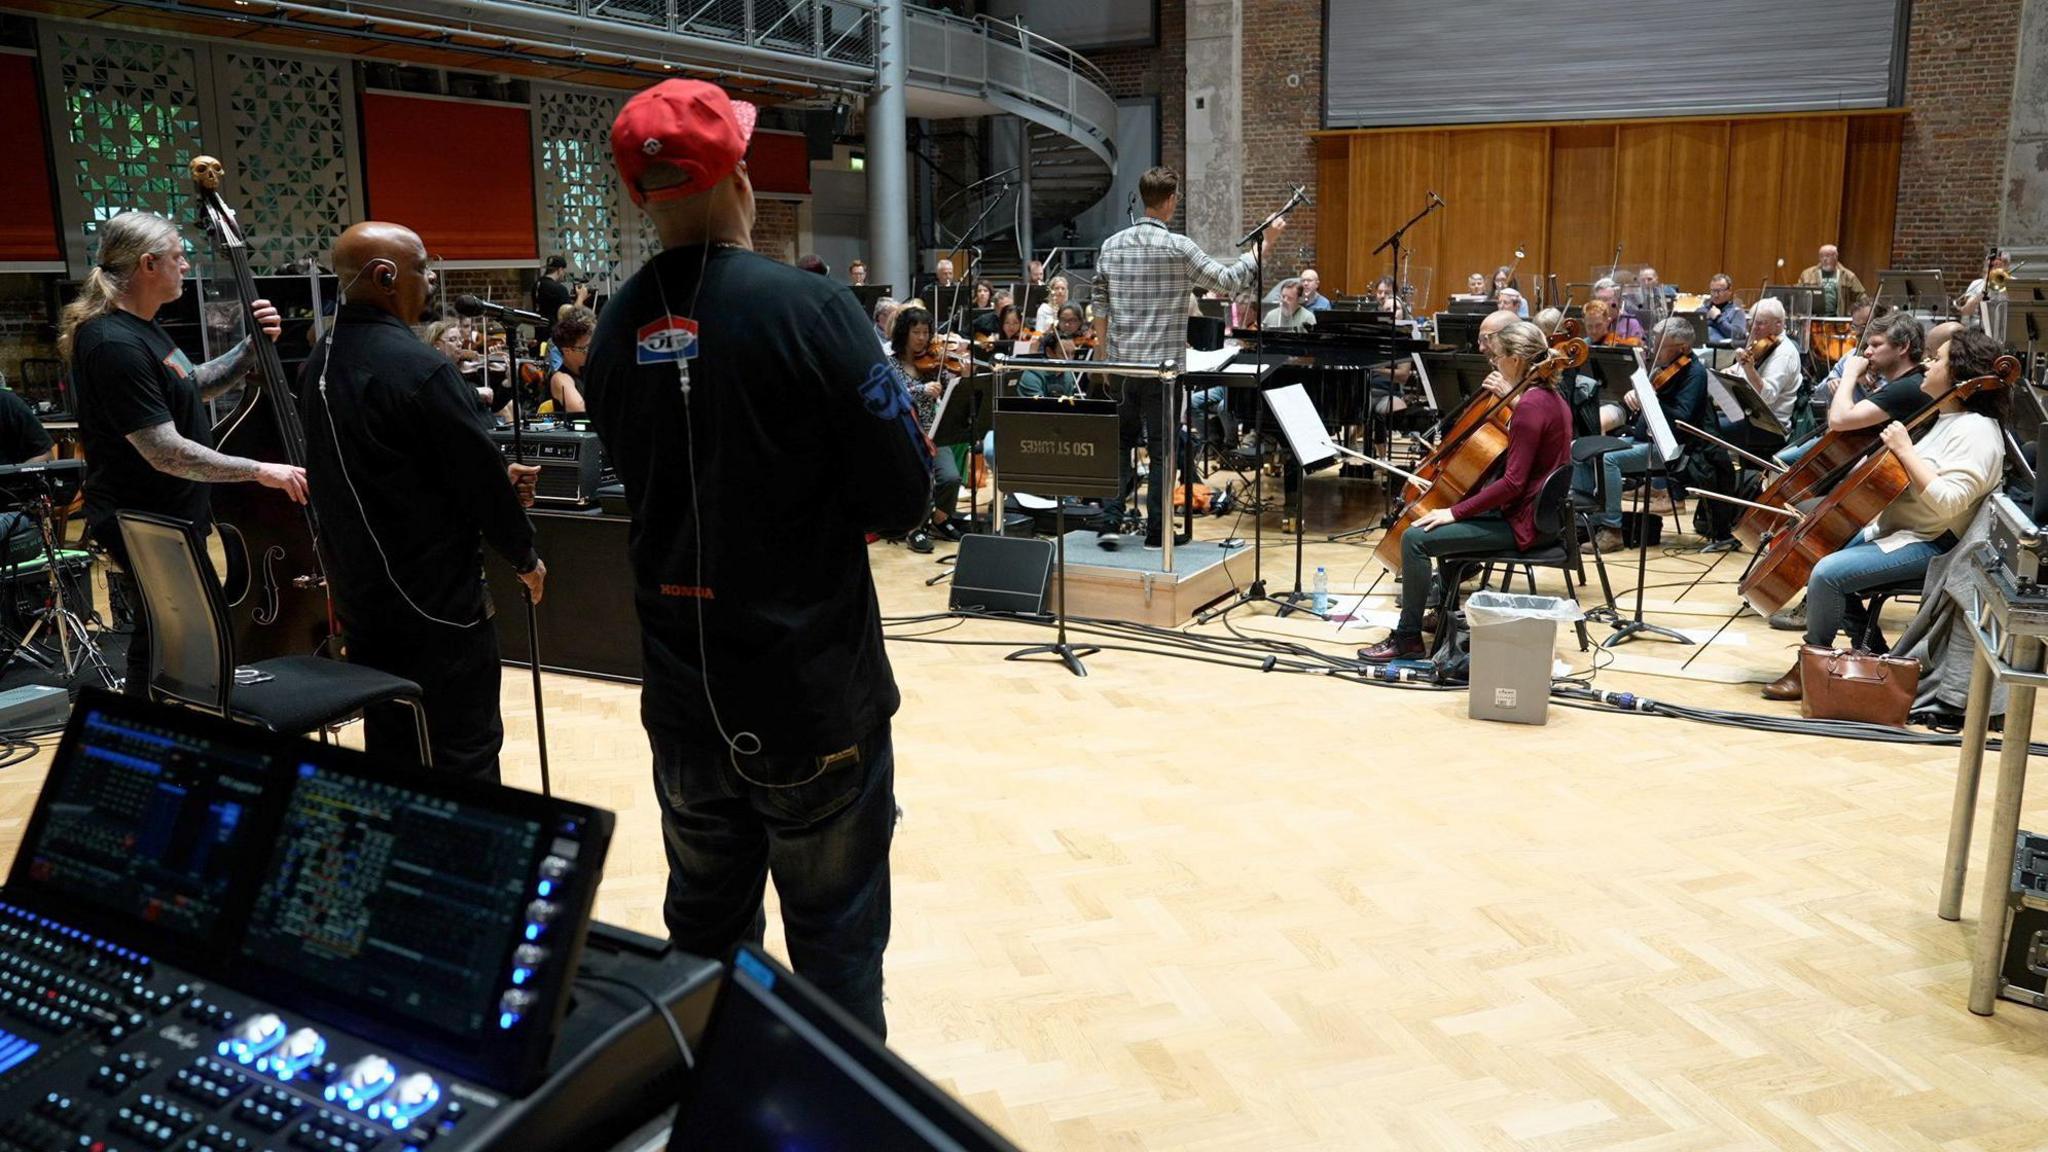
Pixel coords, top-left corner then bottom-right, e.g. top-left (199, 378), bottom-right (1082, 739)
top-left (586, 79), bottom-right (931, 1039)
top-left (532, 255), bottom-right (587, 344)
top-left (61, 210), bottom-right (308, 694)
top-left (299, 221), bottom-right (545, 781)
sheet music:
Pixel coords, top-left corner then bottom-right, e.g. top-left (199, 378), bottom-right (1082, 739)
top-left (1182, 344), bottom-right (1239, 375)
top-left (1630, 372), bottom-right (1681, 463)
top-left (1261, 383), bottom-right (1341, 470)
top-left (1410, 352), bottom-right (1439, 411)
top-left (1703, 374), bottom-right (1745, 424)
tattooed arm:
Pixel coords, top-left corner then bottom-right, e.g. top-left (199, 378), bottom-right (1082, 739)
top-left (125, 422), bottom-right (308, 502)
top-left (194, 339), bottom-right (253, 401)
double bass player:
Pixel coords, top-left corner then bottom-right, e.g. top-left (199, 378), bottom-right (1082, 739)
top-left (61, 210), bottom-right (307, 695)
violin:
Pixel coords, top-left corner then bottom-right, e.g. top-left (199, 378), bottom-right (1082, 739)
top-left (1740, 335), bottom-right (1781, 365)
top-left (1739, 356), bottom-right (2020, 617)
top-left (1375, 339), bottom-right (1589, 574)
top-left (1549, 316), bottom-right (1583, 346)
top-left (912, 335), bottom-right (970, 378)
top-left (1650, 350), bottom-right (1695, 393)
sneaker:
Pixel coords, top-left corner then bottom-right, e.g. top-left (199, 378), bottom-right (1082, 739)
top-left (906, 529), bottom-right (935, 554)
top-left (1644, 491), bottom-right (1678, 516)
top-left (1097, 529), bottom-right (1121, 551)
top-left (1357, 632), bottom-right (1428, 665)
top-left (1767, 601), bottom-right (1806, 631)
top-left (930, 517), bottom-right (965, 542)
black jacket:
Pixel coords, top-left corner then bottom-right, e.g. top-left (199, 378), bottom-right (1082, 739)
top-left (585, 246), bottom-right (932, 755)
top-left (297, 305), bottom-right (536, 636)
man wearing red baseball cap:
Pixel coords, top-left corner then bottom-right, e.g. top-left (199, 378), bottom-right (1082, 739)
top-left (583, 79), bottom-right (933, 1039)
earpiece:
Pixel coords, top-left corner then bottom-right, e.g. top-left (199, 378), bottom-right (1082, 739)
top-left (370, 258), bottom-right (398, 288)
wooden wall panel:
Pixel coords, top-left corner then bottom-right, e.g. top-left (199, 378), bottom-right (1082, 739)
top-left (1841, 115), bottom-right (1903, 292)
top-left (1438, 128), bottom-right (1550, 315)
top-left (1613, 121), bottom-right (1729, 301)
top-left (1344, 131), bottom-right (1444, 306)
top-left (1311, 112), bottom-right (1905, 317)
top-left (1723, 118), bottom-right (1847, 303)
top-left (1547, 125), bottom-right (1617, 301)
top-left (1316, 136), bottom-right (1353, 294)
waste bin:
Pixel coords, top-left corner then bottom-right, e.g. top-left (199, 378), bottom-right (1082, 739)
top-left (1464, 592), bottom-right (1581, 725)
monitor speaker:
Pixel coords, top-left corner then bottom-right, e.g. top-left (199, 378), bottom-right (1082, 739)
top-left (948, 534), bottom-right (1053, 615)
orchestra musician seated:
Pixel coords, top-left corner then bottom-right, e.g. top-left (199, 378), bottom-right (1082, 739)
top-left (1702, 274), bottom-right (1747, 344)
top-left (1299, 268), bottom-right (1332, 312)
top-left (1592, 283), bottom-right (1645, 340)
top-left (1495, 287), bottom-right (1528, 318)
top-left (1019, 304), bottom-right (1089, 398)
top-left (872, 296), bottom-right (899, 353)
top-left (1723, 297), bottom-right (1801, 456)
top-left (1034, 275), bottom-right (1070, 332)
top-left (1574, 316), bottom-right (1710, 528)
top-left (1460, 272), bottom-right (1489, 299)
top-left (1580, 299), bottom-right (1638, 348)
top-left (1778, 311), bottom-right (1927, 470)
top-left (1357, 320), bottom-right (1575, 664)
top-left (887, 305), bottom-right (966, 552)
top-left (1761, 330), bottom-right (2009, 701)
top-left (1372, 276), bottom-right (1409, 319)
top-left (1264, 279), bottom-right (1317, 331)
top-left (544, 305), bottom-right (595, 414)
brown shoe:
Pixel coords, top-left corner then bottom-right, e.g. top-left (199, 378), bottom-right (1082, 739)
top-left (1761, 659), bottom-right (1803, 701)
top-left (1358, 632), bottom-right (1428, 665)
top-left (1592, 528), bottom-right (1625, 553)
top-left (1644, 491), bottom-right (1678, 516)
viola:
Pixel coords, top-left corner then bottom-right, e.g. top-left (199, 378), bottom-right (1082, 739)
top-left (1738, 355), bottom-right (2020, 616)
top-left (189, 156), bottom-right (331, 660)
top-left (1739, 334), bottom-right (1781, 365)
top-left (1374, 339), bottom-right (1589, 574)
top-left (1550, 316), bottom-right (1583, 346)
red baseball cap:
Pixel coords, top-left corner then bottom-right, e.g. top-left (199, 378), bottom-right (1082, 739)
top-left (612, 80), bottom-right (758, 206)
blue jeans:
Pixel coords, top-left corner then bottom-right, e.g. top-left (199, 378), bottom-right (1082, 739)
top-left (651, 722), bottom-right (897, 1039)
top-left (1804, 538), bottom-right (1942, 648)
top-left (1776, 438), bottom-right (1816, 469)
top-left (1572, 441), bottom-right (1654, 528)
top-left (1189, 385), bottom-right (1230, 445)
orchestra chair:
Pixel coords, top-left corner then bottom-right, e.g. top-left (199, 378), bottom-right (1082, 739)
top-left (1566, 436), bottom-right (1626, 614)
top-left (1434, 464), bottom-right (1595, 654)
top-left (115, 510), bottom-right (431, 764)
top-left (1853, 577), bottom-right (1921, 655)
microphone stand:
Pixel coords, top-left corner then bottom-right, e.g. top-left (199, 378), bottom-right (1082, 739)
top-left (489, 314), bottom-right (553, 797)
top-left (935, 170), bottom-right (1017, 335)
top-left (1197, 190), bottom-right (1307, 623)
top-left (1368, 192), bottom-right (1444, 523)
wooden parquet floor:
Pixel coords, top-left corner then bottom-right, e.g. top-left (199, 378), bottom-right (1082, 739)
top-left (5, 469), bottom-right (2048, 1151)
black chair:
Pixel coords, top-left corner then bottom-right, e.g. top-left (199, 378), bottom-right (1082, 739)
top-left (1567, 436), bottom-right (1626, 616)
top-left (115, 511), bottom-right (431, 763)
top-left (1434, 464), bottom-right (1595, 653)
top-left (1854, 577), bottom-right (1921, 654)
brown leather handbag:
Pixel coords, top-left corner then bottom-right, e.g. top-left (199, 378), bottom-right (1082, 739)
top-left (1798, 645), bottom-right (1920, 726)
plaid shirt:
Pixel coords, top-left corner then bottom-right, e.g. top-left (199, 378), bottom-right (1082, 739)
top-left (1097, 217), bottom-right (1261, 369)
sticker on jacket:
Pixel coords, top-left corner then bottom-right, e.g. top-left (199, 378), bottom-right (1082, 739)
top-left (636, 316), bottom-right (699, 365)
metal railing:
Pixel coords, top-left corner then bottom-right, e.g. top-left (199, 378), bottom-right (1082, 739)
top-left (399, 0), bottom-right (878, 79)
top-left (902, 5), bottom-right (1118, 173)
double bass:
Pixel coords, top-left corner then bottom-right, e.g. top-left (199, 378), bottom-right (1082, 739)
top-left (1373, 336), bottom-right (1589, 572)
top-left (1737, 355), bottom-right (2020, 618)
top-left (189, 157), bottom-right (331, 659)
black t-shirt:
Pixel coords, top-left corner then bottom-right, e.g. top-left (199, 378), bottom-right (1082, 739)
top-left (0, 389), bottom-right (53, 464)
top-left (72, 309), bottom-right (213, 537)
top-left (297, 305), bottom-right (537, 637)
top-left (534, 276), bottom-right (572, 341)
top-left (1862, 367), bottom-right (1929, 423)
top-left (583, 246), bottom-right (933, 756)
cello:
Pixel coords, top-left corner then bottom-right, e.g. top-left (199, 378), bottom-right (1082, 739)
top-left (1374, 336), bottom-right (1589, 572)
top-left (188, 157), bottom-right (332, 660)
top-left (1737, 354), bottom-right (2020, 618)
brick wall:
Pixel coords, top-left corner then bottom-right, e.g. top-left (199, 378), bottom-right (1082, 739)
top-left (1241, 0), bottom-right (1320, 268)
top-left (1083, 0), bottom-right (1185, 228)
top-left (753, 199), bottom-right (802, 263)
top-left (1894, 0), bottom-right (2023, 274)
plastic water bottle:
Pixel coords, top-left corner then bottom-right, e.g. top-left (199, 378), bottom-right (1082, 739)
top-left (1312, 566), bottom-right (1330, 615)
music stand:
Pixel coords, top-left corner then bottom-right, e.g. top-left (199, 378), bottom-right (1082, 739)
top-left (1433, 311), bottom-right (1486, 352)
top-left (1705, 368), bottom-right (1787, 444)
top-left (931, 366), bottom-right (998, 536)
top-left (1255, 384), bottom-right (1340, 619)
top-left (0, 460), bottom-right (112, 686)
top-left (1877, 269), bottom-right (1946, 316)
top-left (1765, 284), bottom-right (1820, 319)
top-left (1603, 371), bottom-right (1694, 650)
top-left (850, 285), bottom-right (893, 313)
top-left (1999, 299), bottom-right (2048, 360)
top-left (991, 394), bottom-right (1120, 676)
top-left (1585, 347), bottom-right (1643, 406)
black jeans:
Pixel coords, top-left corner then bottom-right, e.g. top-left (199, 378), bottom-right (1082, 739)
top-left (345, 616), bottom-right (503, 780)
top-left (1102, 381), bottom-right (1186, 530)
top-left (650, 722), bottom-right (896, 1039)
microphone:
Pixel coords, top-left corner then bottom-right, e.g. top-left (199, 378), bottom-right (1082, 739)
top-left (454, 294), bottom-right (551, 328)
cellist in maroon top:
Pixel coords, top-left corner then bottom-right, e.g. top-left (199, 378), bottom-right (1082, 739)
top-left (1360, 319), bottom-right (1577, 664)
